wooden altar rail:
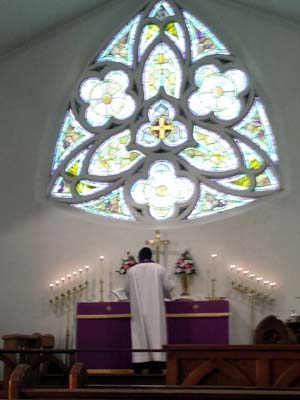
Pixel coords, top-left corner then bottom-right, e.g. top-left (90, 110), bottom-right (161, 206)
top-left (164, 344), bottom-right (300, 387)
top-left (0, 347), bottom-right (166, 387)
top-left (7, 363), bottom-right (300, 400)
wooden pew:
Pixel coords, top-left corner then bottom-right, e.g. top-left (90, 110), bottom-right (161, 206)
top-left (164, 344), bottom-right (300, 387)
top-left (7, 362), bottom-right (300, 399)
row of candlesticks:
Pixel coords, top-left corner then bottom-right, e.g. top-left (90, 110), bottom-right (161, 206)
top-left (228, 264), bottom-right (277, 302)
top-left (49, 265), bottom-right (91, 303)
top-left (48, 256), bottom-right (106, 303)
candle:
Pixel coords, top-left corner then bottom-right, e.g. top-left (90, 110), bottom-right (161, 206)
top-left (49, 283), bottom-right (54, 302)
top-left (55, 280), bottom-right (60, 300)
top-left (67, 274), bottom-right (72, 292)
top-left (210, 253), bottom-right (218, 279)
top-left (249, 274), bottom-right (256, 290)
top-left (229, 265), bottom-right (236, 272)
top-left (78, 269), bottom-right (83, 286)
top-left (256, 277), bottom-right (263, 295)
top-left (236, 267), bottom-right (242, 285)
top-left (99, 256), bottom-right (105, 302)
top-left (263, 280), bottom-right (270, 296)
top-left (61, 277), bottom-right (65, 296)
top-left (73, 271), bottom-right (78, 291)
top-left (99, 256), bottom-right (105, 281)
top-left (84, 265), bottom-right (89, 286)
top-left (242, 270), bottom-right (249, 287)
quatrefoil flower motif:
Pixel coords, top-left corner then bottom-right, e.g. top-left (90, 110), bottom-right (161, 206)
top-left (79, 70), bottom-right (135, 127)
top-left (131, 160), bottom-right (194, 220)
top-left (188, 65), bottom-right (248, 120)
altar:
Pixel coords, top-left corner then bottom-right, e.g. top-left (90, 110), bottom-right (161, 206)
top-left (76, 300), bottom-right (229, 372)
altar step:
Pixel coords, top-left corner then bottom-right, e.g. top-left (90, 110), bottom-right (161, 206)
top-left (87, 371), bottom-right (165, 386)
top-left (13, 386), bottom-right (300, 400)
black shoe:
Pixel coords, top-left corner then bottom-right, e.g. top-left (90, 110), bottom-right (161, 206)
top-left (133, 363), bottom-right (144, 374)
top-left (147, 361), bottom-right (165, 374)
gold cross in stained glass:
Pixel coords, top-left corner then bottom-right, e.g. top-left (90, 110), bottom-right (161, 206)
top-left (145, 230), bottom-right (170, 263)
top-left (150, 117), bottom-right (173, 140)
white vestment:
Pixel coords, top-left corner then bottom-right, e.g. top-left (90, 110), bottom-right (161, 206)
top-left (124, 262), bottom-right (174, 363)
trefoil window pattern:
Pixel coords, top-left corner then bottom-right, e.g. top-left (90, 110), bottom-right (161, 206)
top-left (48, 0), bottom-right (280, 222)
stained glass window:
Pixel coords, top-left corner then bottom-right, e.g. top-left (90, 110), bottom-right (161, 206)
top-left (48, 0), bottom-right (281, 222)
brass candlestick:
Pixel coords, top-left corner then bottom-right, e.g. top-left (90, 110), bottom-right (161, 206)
top-left (205, 278), bottom-right (226, 301)
top-left (65, 290), bottom-right (71, 350)
top-left (211, 278), bottom-right (216, 298)
top-left (99, 279), bottom-right (104, 302)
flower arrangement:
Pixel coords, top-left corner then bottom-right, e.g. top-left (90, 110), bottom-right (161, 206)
top-left (116, 251), bottom-right (137, 274)
top-left (175, 250), bottom-right (196, 275)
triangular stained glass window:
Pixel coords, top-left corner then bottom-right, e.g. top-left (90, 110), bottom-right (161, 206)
top-left (48, 0), bottom-right (281, 223)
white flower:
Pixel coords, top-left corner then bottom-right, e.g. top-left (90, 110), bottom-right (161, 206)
top-left (131, 160), bottom-right (194, 220)
top-left (188, 65), bottom-right (248, 120)
top-left (80, 71), bottom-right (135, 126)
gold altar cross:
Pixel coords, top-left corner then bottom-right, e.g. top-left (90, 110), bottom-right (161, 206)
top-left (145, 230), bottom-right (170, 263)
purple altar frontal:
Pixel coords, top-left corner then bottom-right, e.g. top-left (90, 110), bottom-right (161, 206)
top-left (76, 300), bottom-right (229, 372)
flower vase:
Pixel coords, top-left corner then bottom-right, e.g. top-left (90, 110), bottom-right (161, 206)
top-left (180, 273), bottom-right (190, 296)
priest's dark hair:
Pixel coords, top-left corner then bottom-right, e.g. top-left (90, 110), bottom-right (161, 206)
top-left (138, 247), bottom-right (152, 263)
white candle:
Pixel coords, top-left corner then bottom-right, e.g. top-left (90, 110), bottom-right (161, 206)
top-left (242, 270), bottom-right (249, 287)
top-left (67, 274), bottom-right (72, 292)
top-left (229, 264), bottom-right (236, 272)
top-left (49, 283), bottom-right (54, 302)
top-left (236, 267), bottom-right (242, 285)
top-left (249, 273), bottom-right (256, 292)
top-left (269, 282), bottom-right (277, 297)
top-left (84, 265), bottom-right (89, 286)
top-left (55, 280), bottom-right (60, 299)
top-left (256, 277), bottom-right (263, 295)
top-left (99, 256), bottom-right (105, 281)
top-left (61, 277), bottom-right (65, 296)
top-left (73, 271), bottom-right (78, 291)
top-left (263, 280), bottom-right (270, 296)
top-left (78, 269), bottom-right (83, 286)
top-left (210, 253), bottom-right (218, 279)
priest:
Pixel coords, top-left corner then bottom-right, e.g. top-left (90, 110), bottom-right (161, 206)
top-left (124, 246), bottom-right (174, 374)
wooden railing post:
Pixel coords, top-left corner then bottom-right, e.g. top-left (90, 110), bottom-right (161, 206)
top-left (8, 364), bottom-right (31, 400)
top-left (69, 362), bottom-right (87, 389)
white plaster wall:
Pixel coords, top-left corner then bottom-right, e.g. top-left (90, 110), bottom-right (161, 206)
top-left (0, 0), bottom-right (299, 358)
